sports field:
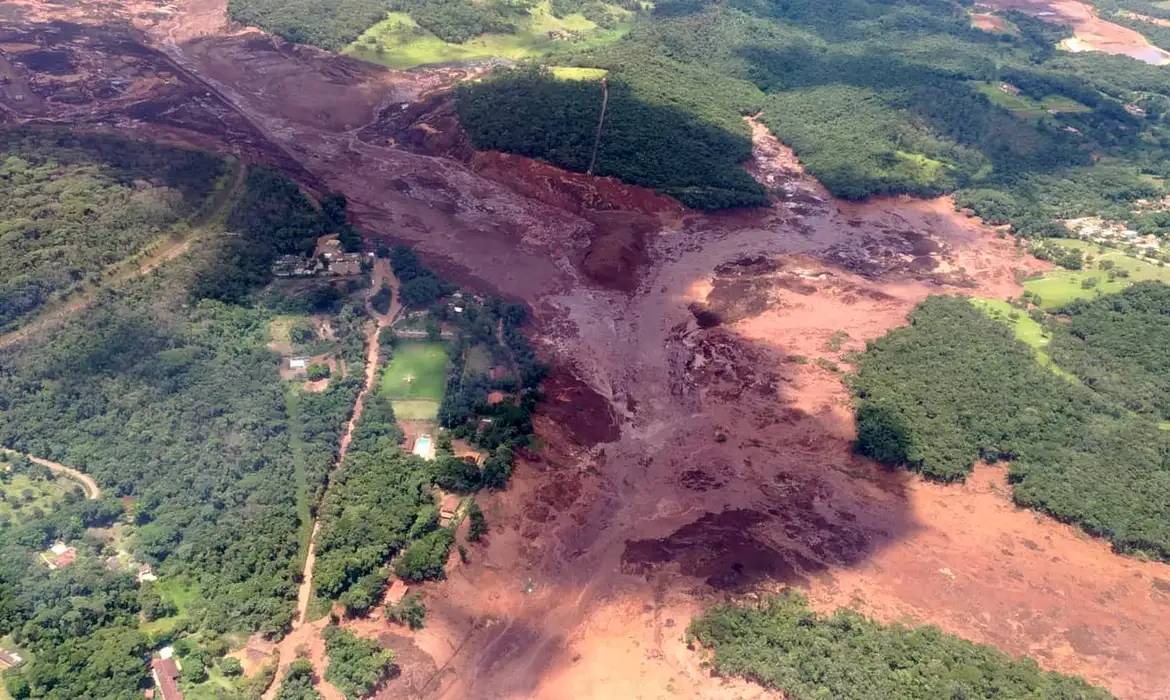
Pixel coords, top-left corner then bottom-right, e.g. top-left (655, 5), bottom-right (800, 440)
top-left (381, 342), bottom-right (450, 420)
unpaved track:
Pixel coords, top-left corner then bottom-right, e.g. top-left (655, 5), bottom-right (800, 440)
top-left (0, 448), bottom-right (101, 500)
top-left (265, 266), bottom-right (401, 700)
top-left (0, 161), bottom-right (247, 350)
top-left (3, 2), bottom-right (1170, 698)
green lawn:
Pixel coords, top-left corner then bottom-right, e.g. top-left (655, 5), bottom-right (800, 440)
top-left (381, 342), bottom-right (449, 420)
top-left (973, 82), bottom-right (1091, 118)
top-left (969, 298), bottom-right (1078, 382)
top-left (1024, 239), bottom-right (1170, 309)
top-left (343, 1), bottom-right (631, 69)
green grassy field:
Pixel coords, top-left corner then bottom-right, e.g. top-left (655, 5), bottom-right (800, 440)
top-left (968, 298), bottom-right (1078, 382)
top-left (343, 1), bottom-right (631, 69)
top-left (381, 342), bottom-right (449, 420)
top-left (140, 578), bottom-right (201, 636)
top-left (973, 82), bottom-right (1091, 118)
top-left (0, 470), bottom-right (74, 525)
top-left (550, 65), bottom-right (609, 81)
top-left (1024, 240), bottom-right (1170, 309)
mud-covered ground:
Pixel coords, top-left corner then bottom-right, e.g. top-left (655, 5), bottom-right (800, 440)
top-left (978, 0), bottom-right (1170, 64)
top-left (3, 1), bottom-right (1170, 699)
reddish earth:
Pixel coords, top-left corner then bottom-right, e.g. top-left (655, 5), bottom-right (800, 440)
top-left (978, 0), bottom-right (1170, 64)
top-left (4, 1), bottom-right (1170, 699)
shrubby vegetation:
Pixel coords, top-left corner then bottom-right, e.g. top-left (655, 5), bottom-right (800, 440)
top-left (851, 295), bottom-right (1170, 559)
top-left (322, 625), bottom-right (396, 699)
top-left (689, 592), bottom-right (1112, 699)
top-left (0, 128), bottom-right (226, 332)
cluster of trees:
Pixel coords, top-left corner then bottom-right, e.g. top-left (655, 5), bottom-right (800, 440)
top-left (226, 0), bottom-right (394, 51)
top-left (851, 295), bottom-right (1170, 559)
top-left (1048, 282), bottom-right (1170, 420)
top-left (311, 442), bottom-right (437, 610)
top-left (688, 591), bottom-right (1112, 699)
top-left (193, 167), bottom-right (330, 303)
top-left (274, 660), bottom-right (322, 700)
top-left (0, 127), bottom-right (226, 332)
top-left (322, 625), bottom-right (396, 699)
top-left (1030, 239), bottom-right (1085, 269)
top-left (389, 246), bottom-right (455, 308)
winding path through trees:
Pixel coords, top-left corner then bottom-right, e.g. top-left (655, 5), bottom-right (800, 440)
top-left (0, 448), bottom-right (101, 500)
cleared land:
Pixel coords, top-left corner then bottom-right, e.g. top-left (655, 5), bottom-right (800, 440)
top-left (1024, 240), bottom-right (1170, 308)
top-left (0, 471), bottom-right (75, 525)
top-left (973, 82), bottom-right (1091, 118)
top-left (343, 1), bottom-right (631, 69)
top-left (380, 342), bottom-right (449, 420)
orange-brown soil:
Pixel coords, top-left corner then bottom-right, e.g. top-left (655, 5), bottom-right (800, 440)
top-left (978, 0), bottom-right (1170, 64)
top-left (3, 2), bottom-right (1170, 699)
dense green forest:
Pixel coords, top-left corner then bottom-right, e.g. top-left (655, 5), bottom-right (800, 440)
top-left (0, 129), bottom-right (226, 332)
top-left (689, 592), bottom-right (1112, 699)
top-left (0, 132), bottom-right (364, 698)
top-left (1047, 281), bottom-right (1170, 421)
top-left (851, 295), bottom-right (1170, 559)
top-left (226, 0), bottom-right (394, 51)
top-left (312, 441), bottom-right (438, 614)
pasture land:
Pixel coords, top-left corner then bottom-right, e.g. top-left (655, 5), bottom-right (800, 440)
top-left (344, 1), bottom-right (630, 69)
top-left (0, 471), bottom-right (75, 526)
top-left (1024, 240), bottom-right (1170, 308)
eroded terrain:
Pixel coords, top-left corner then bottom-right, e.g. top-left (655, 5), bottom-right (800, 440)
top-left (3, 1), bottom-right (1170, 698)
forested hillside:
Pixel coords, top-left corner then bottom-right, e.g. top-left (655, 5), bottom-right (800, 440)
top-left (226, 0), bottom-right (393, 50)
top-left (851, 294), bottom-right (1170, 560)
top-left (455, 0), bottom-right (1170, 223)
top-left (689, 592), bottom-right (1113, 700)
top-left (0, 129), bottom-right (226, 332)
top-left (0, 131), bottom-right (361, 698)
top-left (457, 67), bottom-right (767, 208)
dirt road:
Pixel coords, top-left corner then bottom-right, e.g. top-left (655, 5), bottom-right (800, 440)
top-left (2, 2), bottom-right (1169, 698)
top-left (264, 266), bottom-right (401, 699)
top-left (0, 160), bottom-right (247, 350)
top-left (0, 448), bottom-right (101, 500)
